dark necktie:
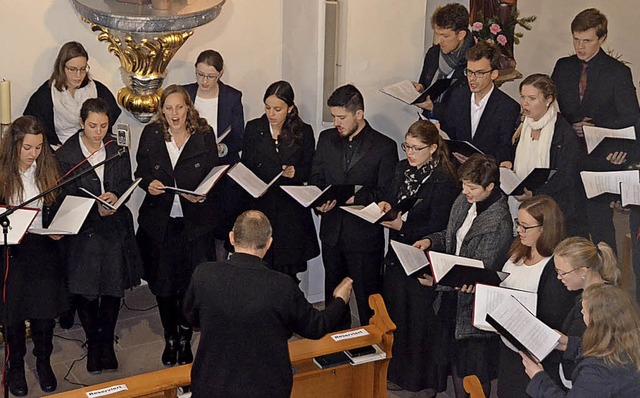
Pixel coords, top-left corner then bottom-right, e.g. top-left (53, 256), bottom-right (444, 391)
top-left (579, 62), bottom-right (588, 102)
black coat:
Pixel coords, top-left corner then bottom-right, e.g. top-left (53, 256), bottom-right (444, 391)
top-left (309, 122), bottom-right (398, 250)
top-left (55, 132), bottom-right (142, 297)
top-left (498, 256), bottom-right (578, 398)
top-left (184, 253), bottom-right (348, 398)
top-left (23, 80), bottom-right (121, 147)
top-left (418, 43), bottom-right (469, 116)
top-left (438, 84), bottom-right (521, 163)
top-left (134, 122), bottom-right (220, 242)
top-left (183, 81), bottom-right (244, 165)
top-left (241, 115), bottom-right (320, 271)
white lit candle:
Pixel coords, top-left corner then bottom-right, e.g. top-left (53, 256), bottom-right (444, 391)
top-left (0, 80), bottom-right (11, 124)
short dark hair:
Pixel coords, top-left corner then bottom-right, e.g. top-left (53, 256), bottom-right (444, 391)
top-left (458, 153), bottom-right (499, 188)
top-left (571, 8), bottom-right (608, 38)
top-left (232, 210), bottom-right (272, 250)
top-left (80, 98), bottom-right (110, 123)
top-left (466, 41), bottom-right (501, 71)
top-left (327, 84), bottom-right (364, 113)
top-left (195, 49), bottom-right (224, 72)
top-left (431, 3), bottom-right (469, 32)
top-left (50, 41), bottom-right (90, 91)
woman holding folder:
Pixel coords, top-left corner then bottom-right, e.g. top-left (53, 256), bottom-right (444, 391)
top-left (379, 120), bottom-right (459, 393)
top-left (497, 196), bottom-right (577, 397)
top-left (413, 154), bottom-right (513, 398)
top-left (241, 81), bottom-right (319, 281)
top-left (135, 85), bottom-right (219, 366)
top-left (500, 74), bottom-right (586, 237)
top-left (0, 116), bottom-right (67, 395)
top-left (522, 284), bottom-right (640, 397)
top-left (55, 98), bottom-right (142, 374)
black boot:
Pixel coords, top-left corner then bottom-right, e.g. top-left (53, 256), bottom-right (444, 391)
top-left (31, 319), bottom-right (57, 392)
top-left (99, 296), bottom-right (121, 371)
top-left (162, 334), bottom-right (178, 366)
top-left (157, 296), bottom-right (179, 366)
top-left (177, 325), bottom-right (193, 365)
top-left (76, 296), bottom-right (102, 373)
top-left (6, 323), bottom-right (28, 396)
top-left (58, 296), bottom-right (77, 329)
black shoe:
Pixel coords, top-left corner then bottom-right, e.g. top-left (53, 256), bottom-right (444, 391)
top-left (58, 308), bottom-right (75, 330)
top-left (8, 363), bottom-right (28, 397)
top-left (177, 336), bottom-right (193, 365)
top-left (101, 342), bottom-right (119, 371)
top-left (36, 358), bottom-right (57, 392)
top-left (87, 344), bottom-right (103, 374)
top-left (162, 337), bottom-right (178, 366)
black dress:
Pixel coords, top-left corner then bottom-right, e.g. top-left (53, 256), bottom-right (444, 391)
top-left (55, 132), bottom-right (142, 298)
top-left (241, 115), bottom-right (319, 275)
top-left (382, 161), bottom-right (459, 392)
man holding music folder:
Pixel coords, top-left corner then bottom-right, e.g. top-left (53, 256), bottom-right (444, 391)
top-left (184, 210), bottom-right (352, 398)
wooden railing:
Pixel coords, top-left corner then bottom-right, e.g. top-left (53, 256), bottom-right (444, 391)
top-left (51, 294), bottom-right (396, 398)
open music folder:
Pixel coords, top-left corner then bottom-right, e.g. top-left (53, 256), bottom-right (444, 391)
top-left (583, 125), bottom-right (636, 154)
top-left (0, 207), bottom-right (39, 245)
top-left (389, 240), bottom-right (430, 276)
top-left (500, 168), bottom-right (557, 196)
top-left (621, 181), bottom-right (640, 207)
top-left (280, 184), bottom-right (358, 208)
top-left (163, 164), bottom-right (230, 197)
top-left (444, 139), bottom-right (484, 158)
top-left (427, 251), bottom-right (509, 288)
top-left (227, 162), bottom-right (283, 198)
top-left (486, 295), bottom-right (560, 363)
top-left (340, 198), bottom-right (421, 225)
top-left (473, 284), bottom-right (537, 332)
top-left (580, 170), bottom-right (640, 199)
top-left (80, 178), bottom-right (142, 210)
top-left (380, 78), bottom-right (451, 105)
top-left (29, 195), bottom-right (94, 235)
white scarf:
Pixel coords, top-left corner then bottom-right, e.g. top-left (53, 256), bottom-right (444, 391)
top-left (51, 80), bottom-right (98, 144)
top-left (513, 102), bottom-right (558, 178)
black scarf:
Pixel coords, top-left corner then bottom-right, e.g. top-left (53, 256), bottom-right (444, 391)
top-left (397, 160), bottom-right (437, 204)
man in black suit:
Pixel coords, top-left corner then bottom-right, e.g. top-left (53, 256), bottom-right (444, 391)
top-left (436, 41), bottom-right (521, 163)
top-left (184, 210), bottom-right (353, 398)
top-left (310, 84), bottom-right (398, 329)
top-left (551, 8), bottom-right (640, 259)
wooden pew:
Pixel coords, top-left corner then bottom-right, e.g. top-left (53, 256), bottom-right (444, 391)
top-left (50, 294), bottom-right (396, 398)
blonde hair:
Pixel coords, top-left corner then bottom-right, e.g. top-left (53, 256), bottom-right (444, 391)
top-left (554, 237), bottom-right (620, 285)
top-left (582, 284), bottom-right (640, 371)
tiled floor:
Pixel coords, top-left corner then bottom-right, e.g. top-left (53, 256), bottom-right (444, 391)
top-left (2, 285), bottom-right (496, 397)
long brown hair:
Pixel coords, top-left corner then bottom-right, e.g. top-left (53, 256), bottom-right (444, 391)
top-left (154, 85), bottom-right (212, 141)
top-left (49, 41), bottom-right (90, 92)
top-left (554, 237), bottom-right (620, 285)
top-left (0, 116), bottom-right (59, 206)
top-left (508, 195), bottom-right (565, 263)
top-left (582, 284), bottom-right (640, 371)
top-left (406, 120), bottom-right (457, 179)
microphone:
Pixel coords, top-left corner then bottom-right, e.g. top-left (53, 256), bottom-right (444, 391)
top-left (114, 123), bottom-right (131, 148)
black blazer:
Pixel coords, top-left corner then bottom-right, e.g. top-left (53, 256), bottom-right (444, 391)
top-left (418, 43), bottom-right (469, 117)
top-left (241, 115), bottom-right (319, 262)
top-left (134, 122), bottom-right (219, 242)
top-left (24, 80), bottom-right (121, 147)
top-left (184, 81), bottom-right (244, 165)
top-left (184, 253), bottom-right (348, 398)
top-left (438, 84), bottom-right (521, 163)
top-left (309, 122), bottom-right (398, 250)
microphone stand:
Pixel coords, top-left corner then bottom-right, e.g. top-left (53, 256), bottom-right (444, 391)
top-left (0, 147), bottom-right (127, 398)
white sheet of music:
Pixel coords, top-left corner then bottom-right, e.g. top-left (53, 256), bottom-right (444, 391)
top-left (216, 126), bottom-right (232, 144)
top-left (473, 284), bottom-right (537, 332)
top-left (30, 195), bottom-right (95, 235)
top-left (499, 167), bottom-right (522, 195)
top-left (280, 185), bottom-right (329, 207)
top-left (81, 178), bottom-right (142, 210)
top-left (380, 80), bottom-right (422, 104)
top-left (488, 295), bottom-right (560, 362)
top-left (0, 207), bottom-right (39, 245)
top-left (340, 202), bottom-right (385, 224)
top-left (583, 125), bottom-right (636, 154)
top-left (428, 251), bottom-right (484, 283)
top-left (227, 162), bottom-right (283, 198)
top-left (390, 240), bottom-right (430, 276)
top-left (621, 181), bottom-right (640, 207)
top-left (580, 170), bottom-right (639, 199)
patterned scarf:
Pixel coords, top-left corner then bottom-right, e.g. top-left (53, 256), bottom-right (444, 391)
top-left (397, 160), bottom-right (437, 203)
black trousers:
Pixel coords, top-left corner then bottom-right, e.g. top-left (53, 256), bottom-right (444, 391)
top-left (321, 244), bottom-right (383, 330)
top-left (585, 199), bottom-right (617, 254)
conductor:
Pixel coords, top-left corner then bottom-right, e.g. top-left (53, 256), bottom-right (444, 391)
top-left (184, 210), bottom-right (353, 397)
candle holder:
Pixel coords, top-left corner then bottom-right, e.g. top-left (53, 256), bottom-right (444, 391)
top-left (71, 0), bottom-right (226, 123)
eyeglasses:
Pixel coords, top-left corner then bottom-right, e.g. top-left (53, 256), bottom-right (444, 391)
top-left (196, 71), bottom-right (220, 81)
top-left (555, 266), bottom-right (586, 277)
top-left (401, 142), bottom-right (429, 153)
top-left (65, 65), bottom-right (90, 75)
top-left (464, 68), bottom-right (492, 79)
top-left (514, 219), bottom-right (542, 232)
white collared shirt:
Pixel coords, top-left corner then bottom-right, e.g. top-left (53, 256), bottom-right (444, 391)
top-left (165, 132), bottom-right (190, 218)
top-left (79, 134), bottom-right (106, 194)
top-left (18, 162), bottom-right (44, 230)
top-left (455, 202), bottom-right (477, 256)
top-left (470, 85), bottom-right (495, 138)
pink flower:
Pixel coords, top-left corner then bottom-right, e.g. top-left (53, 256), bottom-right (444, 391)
top-left (489, 23), bottom-right (502, 35)
top-left (497, 34), bottom-right (508, 45)
top-left (472, 22), bottom-right (483, 32)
